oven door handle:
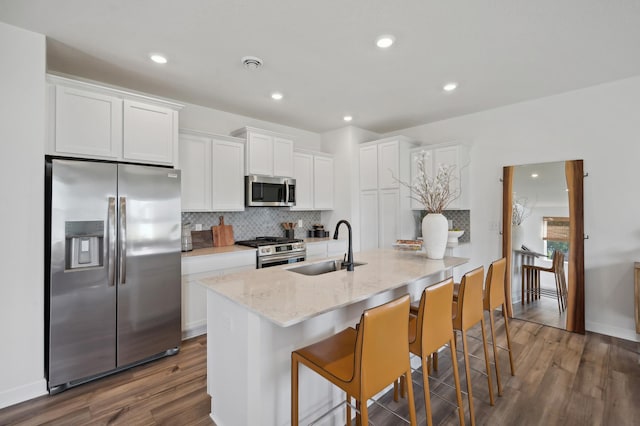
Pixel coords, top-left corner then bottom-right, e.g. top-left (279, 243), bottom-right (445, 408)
top-left (260, 253), bottom-right (306, 264)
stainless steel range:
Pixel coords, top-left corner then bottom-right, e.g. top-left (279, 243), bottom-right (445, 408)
top-left (236, 236), bottom-right (306, 268)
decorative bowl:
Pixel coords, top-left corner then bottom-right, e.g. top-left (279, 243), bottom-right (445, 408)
top-left (447, 230), bottom-right (465, 245)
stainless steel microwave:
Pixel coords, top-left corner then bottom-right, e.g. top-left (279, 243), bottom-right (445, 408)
top-left (245, 175), bottom-right (296, 207)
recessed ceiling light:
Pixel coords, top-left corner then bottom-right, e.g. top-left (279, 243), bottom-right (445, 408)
top-left (343, 115), bottom-right (353, 122)
top-left (150, 54), bottom-right (167, 64)
top-left (531, 173), bottom-right (539, 178)
top-left (271, 92), bottom-right (283, 100)
top-left (443, 82), bottom-right (458, 92)
top-left (376, 35), bottom-right (395, 49)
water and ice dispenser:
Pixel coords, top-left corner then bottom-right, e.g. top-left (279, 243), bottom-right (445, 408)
top-left (65, 221), bottom-right (104, 270)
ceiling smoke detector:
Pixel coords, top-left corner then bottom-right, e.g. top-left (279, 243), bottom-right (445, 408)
top-left (242, 56), bottom-right (263, 70)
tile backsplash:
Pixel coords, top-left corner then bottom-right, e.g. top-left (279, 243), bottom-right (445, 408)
top-left (413, 210), bottom-right (471, 243)
top-left (182, 208), bottom-right (321, 241)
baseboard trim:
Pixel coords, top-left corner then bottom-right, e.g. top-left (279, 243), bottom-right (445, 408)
top-left (0, 378), bottom-right (47, 410)
top-left (586, 321), bottom-right (640, 342)
top-left (182, 321), bottom-right (206, 340)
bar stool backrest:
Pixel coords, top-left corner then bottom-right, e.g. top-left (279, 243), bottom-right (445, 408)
top-left (416, 278), bottom-right (455, 355)
top-left (355, 294), bottom-right (411, 397)
top-left (454, 266), bottom-right (485, 331)
top-left (484, 258), bottom-right (507, 310)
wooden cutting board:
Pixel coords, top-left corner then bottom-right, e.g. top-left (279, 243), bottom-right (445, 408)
top-left (212, 216), bottom-right (235, 247)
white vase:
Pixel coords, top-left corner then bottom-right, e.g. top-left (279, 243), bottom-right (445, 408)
top-left (422, 213), bottom-right (449, 259)
top-left (512, 224), bottom-right (524, 251)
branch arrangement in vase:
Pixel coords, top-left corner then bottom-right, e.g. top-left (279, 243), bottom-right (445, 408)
top-left (396, 151), bottom-right (461, 213)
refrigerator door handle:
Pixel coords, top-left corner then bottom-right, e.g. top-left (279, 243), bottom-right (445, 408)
top-left (108, 197), bottom-right (116, 286)
top-left (119, 196), bottom-right (127, 285)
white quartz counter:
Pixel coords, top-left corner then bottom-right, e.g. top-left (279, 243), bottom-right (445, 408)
top-left (197, 249), bottom-right (468, 327)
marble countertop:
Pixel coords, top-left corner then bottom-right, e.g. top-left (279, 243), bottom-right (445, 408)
top-left (197, 249), bottom-right (468, 327)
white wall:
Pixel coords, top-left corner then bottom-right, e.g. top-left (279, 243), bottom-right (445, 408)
top-left (180, 103), bottom-right (322, 151)
top-left (0, 22), bottom-right (47, 408)
top-left (384, 75), bottom-right (640, 342)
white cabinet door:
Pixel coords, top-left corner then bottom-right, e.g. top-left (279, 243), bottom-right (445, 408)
top-left (179, 134), bottom-right (212, 211)
top-left (313, 156), bottom-right (334, 210)
top-left (211, 139), bottom-right (245, 211)
top-left (54, 85), bottom-right (122, 158)
top-left (273, 137), bottom-right (294, 177)
top-left (379, 189), bottom-right (400, 249)
top-left (359, 190), bottom-right (379, 251)
top-left (359, 145), bottom-right (378, 191)
top-left (292, 152), bottom-right (313, 210)
top-left (247, 132), bottom-right (273, 175)
top-left (123, 100), bottom-right (174, 164)
top-left (377, 141), bottom-right (399, 189)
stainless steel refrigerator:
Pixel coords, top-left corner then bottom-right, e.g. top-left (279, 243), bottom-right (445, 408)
top-left (45, 158), bottom-right (182, 393)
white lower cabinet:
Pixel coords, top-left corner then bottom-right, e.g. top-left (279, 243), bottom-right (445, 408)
top-left (181, 250), bottom-right (256, 338)
top-left (179, 130), bottom-right (245, 212)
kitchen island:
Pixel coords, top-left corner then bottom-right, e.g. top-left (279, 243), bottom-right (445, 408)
top-left (197, 249), bottom-right (468, 426)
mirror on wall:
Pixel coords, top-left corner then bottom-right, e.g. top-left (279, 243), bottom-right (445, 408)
top-left (502, 160), bottom-right (585, 333)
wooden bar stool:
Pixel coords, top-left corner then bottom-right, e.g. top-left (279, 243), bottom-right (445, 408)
top-left (483, 258), bottom-right (515, 397)
top-left (291, 294), bottom-right (417, 426)
top-left (408, 278), bottom-right (466, 426)
top-left (452, 266), bottom-right (494, 426)
top-left (522, 251), bottom-right (567, 313)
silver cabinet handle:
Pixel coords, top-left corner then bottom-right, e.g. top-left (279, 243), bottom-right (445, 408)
top-left (107, 197), bottom-right (116, 286)
top-left (119, 196), bottom-right (127, 285)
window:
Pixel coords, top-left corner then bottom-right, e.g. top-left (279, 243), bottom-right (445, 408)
top-left (543, 216), bottom-right (569, 257)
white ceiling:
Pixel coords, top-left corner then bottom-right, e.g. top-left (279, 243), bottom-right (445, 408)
top-left (2, 0), bottom-right (640, 134)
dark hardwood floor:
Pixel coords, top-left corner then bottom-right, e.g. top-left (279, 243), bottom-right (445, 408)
top-left (1, 317), bottom-right (638, 425)
top-left (513, 294), bottom-right (567, 330)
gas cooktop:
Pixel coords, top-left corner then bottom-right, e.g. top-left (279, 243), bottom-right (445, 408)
top-left (235, 236), bottom-right (304, 248)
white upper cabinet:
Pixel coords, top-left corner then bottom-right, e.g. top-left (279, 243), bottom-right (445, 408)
top-left (291, 150), bottom-right (334, 211)
top-left (292, 152), bottom-right (313, 210)
top-left (273, 137), bottom-right (294, 177)
top-left (313, 155), bottom-right (334, 210)
top-left (48, 75), bottom-right (182, 166)
top-left (410, 144), bottom-right (470, 210)
top-left (179, 133), bottom-right (212, 211)
top-left (54, 85), bottom-right (122, 158)
top-left (179, 130), bottom-right (245, 212)
top-left (211, 139), bottom-right (245, 211)
top-left (232, 127), bottom-right (294, 177)
top-left (123, 100), bottom-right (175, 165)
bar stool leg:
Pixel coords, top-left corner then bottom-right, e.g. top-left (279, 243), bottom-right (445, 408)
top-left (480, 316), bottom-right (495, 406)
top-left (405, 370), bottom-right (418, 426)
top-left (421, 356), bottom-right (434, 426)
top-left (346, 394), bottom-right (352, 426)
top-left (488, 310), bottom-right (503, 396)
top-left (450, 336), bottom-right (466, 426)
top-left (460, 331), bottom-right (476, 426)
top-left (291, 357), bottom-right (299, 426)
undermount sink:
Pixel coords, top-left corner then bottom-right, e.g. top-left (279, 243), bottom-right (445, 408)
top-left (287, 259), bottom-right (367, 276)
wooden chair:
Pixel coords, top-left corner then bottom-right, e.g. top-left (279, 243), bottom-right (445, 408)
top-left (408, 278), bottom-right (466, 426)
top-left (291, 294), bottom-right (417, 426)
top-left (483, 258), bottom-right (515, 397)
top-left (452, 266), bottom-right (494, 425)
top-left (522, 250), bottom-right (567, 313)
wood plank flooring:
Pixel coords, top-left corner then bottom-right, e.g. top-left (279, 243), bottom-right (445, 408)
top-left (1, 318), bottom-right (638, 425)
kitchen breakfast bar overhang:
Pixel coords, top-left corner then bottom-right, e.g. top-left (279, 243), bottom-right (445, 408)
top-left (197, 249), bottom-right (469, 426)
